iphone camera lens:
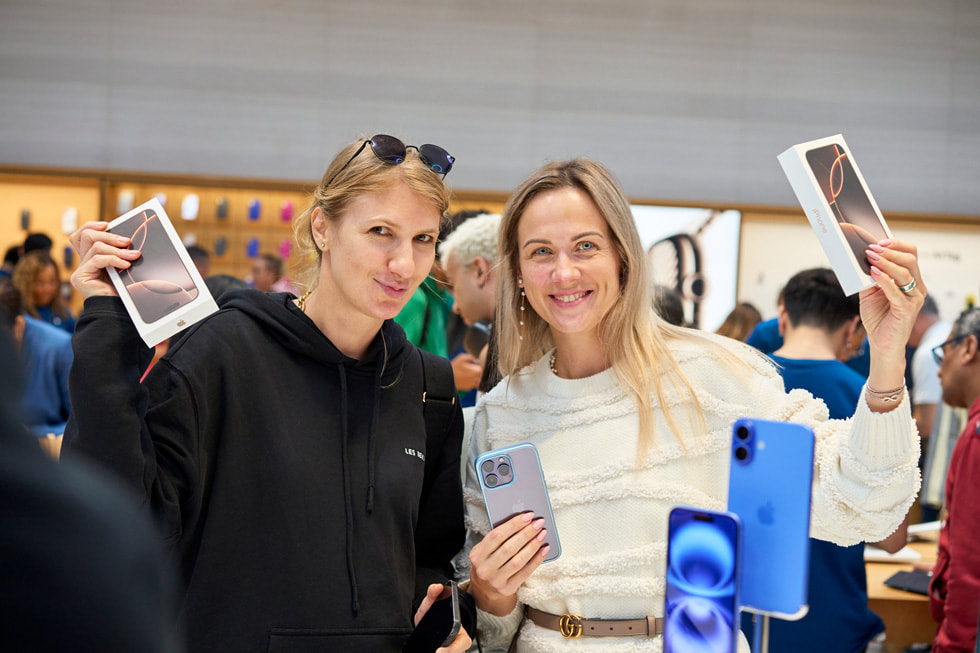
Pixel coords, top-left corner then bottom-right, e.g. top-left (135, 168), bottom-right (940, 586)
top-left (497, 464), bottom-right (511, 477)
top-left (736, 426), bottom-right (750, 440)
top-left (485, 474), bottom-right (498, 487)
top-left (735, 446), bottom-right (748, 461)
top-left (481, 460), bottom-right (494, 474)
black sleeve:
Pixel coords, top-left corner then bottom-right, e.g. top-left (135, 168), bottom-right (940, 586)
top-left (413, 379), bottom-right (466, 605)
top-left (63, 296), bottom-right (201, 546)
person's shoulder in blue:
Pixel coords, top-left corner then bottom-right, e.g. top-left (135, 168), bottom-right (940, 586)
top-left (20, 315), bottom-right (73, 437)
top-left (742, 268), bottom-right (887, 653)
top-left (745, 316), bottom-right (781, 354)
top-left (36, 304), bottom-right (76, 334)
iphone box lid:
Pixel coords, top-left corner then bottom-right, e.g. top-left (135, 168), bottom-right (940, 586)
top-left (777, 134), bottom-right (892, 296)
top-left (106, 198), bottom-right (218, 347)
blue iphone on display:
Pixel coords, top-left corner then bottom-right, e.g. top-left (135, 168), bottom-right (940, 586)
top-left (475, 443), bottom-right (561, 563)
top-left (664, 507), bottom-right (741, 653)
top-left (727, 418), bottom-right (814, 619)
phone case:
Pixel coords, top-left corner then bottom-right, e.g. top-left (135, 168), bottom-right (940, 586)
top-left (475, 443), bottom-right (561, 563)
top-left (665, 507), bottom-right (741, 653)
top-left (727, 418), bottom-right (814, 619)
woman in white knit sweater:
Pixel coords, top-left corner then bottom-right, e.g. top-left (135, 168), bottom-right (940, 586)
top-left (462, 159), bottom-right (924, 652)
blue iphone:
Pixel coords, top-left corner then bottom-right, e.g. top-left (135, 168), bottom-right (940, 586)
top-left (664, 506), bottom-right (741, 653)
top-left (475, 443), bottom-right (561, 563)
top-left (727, 418), bottom-right (814, 619)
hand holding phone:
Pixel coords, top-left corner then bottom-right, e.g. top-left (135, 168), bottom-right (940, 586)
top-left (476, 443), bottom-right (560, 563)
top-left (403, 582), bottom-right (461, 653)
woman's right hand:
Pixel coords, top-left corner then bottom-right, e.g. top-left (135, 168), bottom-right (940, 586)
top-left (68, 222), bottom-right (141, 300)
top-left (468, 512), bottom-right (549, 616)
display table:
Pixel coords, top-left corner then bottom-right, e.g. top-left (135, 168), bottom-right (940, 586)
top-left (866, 537), bottom-right (938, 652)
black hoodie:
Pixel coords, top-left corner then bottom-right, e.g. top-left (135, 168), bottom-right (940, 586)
top-left (64, 290), bottom-right (465, 652)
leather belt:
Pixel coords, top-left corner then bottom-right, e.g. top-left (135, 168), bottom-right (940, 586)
top-left (526, 606), bottom-right (664, 638)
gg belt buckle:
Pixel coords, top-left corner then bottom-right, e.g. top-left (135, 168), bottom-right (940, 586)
top-left (558, 613), bottom-right (583, 639)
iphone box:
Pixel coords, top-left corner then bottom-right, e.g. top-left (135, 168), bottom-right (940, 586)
top-left (777, 134), bottom-right (892, 296)
top-left (106, 198), bottom-right (218, 347)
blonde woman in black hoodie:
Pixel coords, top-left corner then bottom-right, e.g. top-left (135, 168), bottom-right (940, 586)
top-left (64, 135), bottom-right (471, 653)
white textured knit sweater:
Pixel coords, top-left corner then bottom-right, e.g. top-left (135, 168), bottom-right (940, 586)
top-left (462, 333), bottom-right (920, 653)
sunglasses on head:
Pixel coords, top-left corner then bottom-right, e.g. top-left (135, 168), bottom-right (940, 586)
top-left (326, 134), bottom-right (454, 188)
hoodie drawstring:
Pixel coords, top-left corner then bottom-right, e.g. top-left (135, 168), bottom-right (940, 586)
top-left (337, 366), bottom-right (360, 616)
top-left (365, 362), bottom-right (382, 515)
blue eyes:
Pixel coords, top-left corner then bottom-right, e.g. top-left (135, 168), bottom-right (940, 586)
top-left (532, 242), bottom-right (597, 256)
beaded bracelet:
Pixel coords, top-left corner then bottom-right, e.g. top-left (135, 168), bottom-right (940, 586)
top-left (865, 384), bottom-right (906, 403)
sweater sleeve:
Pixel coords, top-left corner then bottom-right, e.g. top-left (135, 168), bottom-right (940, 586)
top-left (63, 296), bottom-right (201, 545)
top-left (760, 372), bottom-right (920, 546)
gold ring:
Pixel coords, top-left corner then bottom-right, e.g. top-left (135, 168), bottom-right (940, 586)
top-left (899, 279), bottom-right (916, 294)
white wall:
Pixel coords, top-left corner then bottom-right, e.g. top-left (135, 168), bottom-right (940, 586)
top-left (1, 0), bottom-right (978, 214)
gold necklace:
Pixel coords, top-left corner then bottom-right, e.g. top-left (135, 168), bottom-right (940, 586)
top-left (296, 290), bottom-right (312, 312)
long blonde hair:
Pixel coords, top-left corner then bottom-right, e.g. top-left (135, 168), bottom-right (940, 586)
top-left (497, 159), bottom-right (734, 453)
top-left (292, 136), bottom-right (452, 292)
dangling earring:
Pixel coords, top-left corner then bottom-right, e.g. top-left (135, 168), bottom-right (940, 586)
top-left (518, 279), bottom-right (525, 341)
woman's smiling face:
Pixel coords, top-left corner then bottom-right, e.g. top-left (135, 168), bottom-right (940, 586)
top-left (516, 186), bottom-right (621, 344)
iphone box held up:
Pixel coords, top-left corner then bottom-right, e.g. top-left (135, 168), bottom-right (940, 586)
top-left (106, 198), bottom-right (218, 347)
top-left (777, 134), bottom-right (892, 296)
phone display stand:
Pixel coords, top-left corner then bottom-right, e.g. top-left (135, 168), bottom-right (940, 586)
top-left (751, 613), bottom-right (770, 653)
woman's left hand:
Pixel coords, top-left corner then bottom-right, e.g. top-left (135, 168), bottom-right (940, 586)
top-left (859, 239), bottom-right (925, 357)
top-left (413, 583), bottom-right (472, 653)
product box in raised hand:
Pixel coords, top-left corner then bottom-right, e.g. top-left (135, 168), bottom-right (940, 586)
top-left (777, 134), bottom-right (892, 296)
top-left (106, 197), bottom-right (218, 347)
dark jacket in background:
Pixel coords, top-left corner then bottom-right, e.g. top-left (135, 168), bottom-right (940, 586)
top-left (0, 325), bottom-right (180, 653)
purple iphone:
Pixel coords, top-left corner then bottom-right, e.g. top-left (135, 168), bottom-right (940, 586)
top-left (475, 443), bottom-right (560, 563)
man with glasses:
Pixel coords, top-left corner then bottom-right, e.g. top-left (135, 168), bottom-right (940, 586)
top-left (929, 307), bottom-right (980, 653)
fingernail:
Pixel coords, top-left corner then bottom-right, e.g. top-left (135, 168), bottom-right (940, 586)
top-left (521, 512), bottom-right (535, 523)
top-left (540, 545), bottom-right (551, 556)
top-left (532, 518), bottom-right (545, 531)
top-left (865, 250), bottom-right (881, 262)
top-left (537, 529), bottom-right (547, 542)
top-left (878, 238), bottom-right (892, 246)
top-left (869, 266), bottom-right (882, 278)
top-left (868, 243), bottom-right (885, 253)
